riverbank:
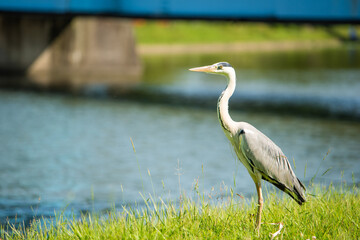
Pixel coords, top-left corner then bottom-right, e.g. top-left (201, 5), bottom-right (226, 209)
top-left (138, 39), bottom-right (341, 55)
top-left (134, 21), bottom-right (354, 44)
top-left (2, 185), bottom-right (359, 239)
top-left (134, 20), bottom-right (356, 55)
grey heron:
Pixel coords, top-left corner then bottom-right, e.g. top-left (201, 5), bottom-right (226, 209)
top-left (189, 62), bottom-right (306, 231)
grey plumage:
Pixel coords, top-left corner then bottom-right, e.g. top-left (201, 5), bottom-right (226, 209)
top-left (189, 62), bottom-right (306, 231)
top-left (234, 123), bottom-right (306, 205)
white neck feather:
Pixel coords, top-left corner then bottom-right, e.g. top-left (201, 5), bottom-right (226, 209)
top-left (217, 68), bottom-right (237, 134)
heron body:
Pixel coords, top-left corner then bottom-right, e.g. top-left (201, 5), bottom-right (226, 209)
top-left (189, 62), bottom-right (306, 231)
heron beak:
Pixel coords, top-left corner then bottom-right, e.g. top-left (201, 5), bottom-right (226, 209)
top-left (189, 65), bottom-right (214, 73)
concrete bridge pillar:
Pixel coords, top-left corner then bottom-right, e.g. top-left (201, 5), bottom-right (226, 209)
top-left (0, 15), bottom-right (141, 91)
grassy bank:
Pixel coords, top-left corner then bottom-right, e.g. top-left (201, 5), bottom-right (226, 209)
top-left (2, 185), bottom-right (359, 239)
top-left (134, 21), bottom-right (357, 55)
top-left (134, 20), bottom-right (355, 45)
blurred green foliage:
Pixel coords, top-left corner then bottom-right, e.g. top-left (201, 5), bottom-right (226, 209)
top-left (134, 20), bottom-right (357, 44)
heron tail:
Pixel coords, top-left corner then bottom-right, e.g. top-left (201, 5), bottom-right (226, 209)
top-left (287, 178), bottom-right (306, 205)
top-left (263, 175), bottom-right (306, 205)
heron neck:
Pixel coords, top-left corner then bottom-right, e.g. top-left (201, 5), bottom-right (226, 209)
top-left (217, 70), bottom-right (237, 134)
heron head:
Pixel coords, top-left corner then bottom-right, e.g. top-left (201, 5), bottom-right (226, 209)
top-left (189, 62), bottom-right (233, 76)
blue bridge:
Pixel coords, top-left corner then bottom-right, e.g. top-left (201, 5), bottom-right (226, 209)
top-left (1, 0), bottom-right (360, 23)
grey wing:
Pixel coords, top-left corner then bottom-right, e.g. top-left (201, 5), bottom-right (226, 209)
top-left (239, 128), bottom-right (306, 204)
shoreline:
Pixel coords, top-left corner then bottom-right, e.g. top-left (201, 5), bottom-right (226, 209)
top-left (2, 185), bottom-right (359, 239)
top-left (138, 39), bottom-right (342, 55)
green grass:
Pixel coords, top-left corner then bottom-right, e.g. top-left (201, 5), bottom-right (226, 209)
top-left (2, 184), bottom-right (359, 239)
top-left (134, 20), bottom-right (356, 44)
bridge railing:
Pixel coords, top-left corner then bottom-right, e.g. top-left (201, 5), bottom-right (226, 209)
top-left (0, 0), bottom-right (359, 23)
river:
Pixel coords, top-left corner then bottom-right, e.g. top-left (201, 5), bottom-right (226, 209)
top-left (0, 46), bottom-right (359, 225)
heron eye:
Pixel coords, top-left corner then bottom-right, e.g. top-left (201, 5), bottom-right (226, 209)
top-left (217, 65), bottom-right (223, 70)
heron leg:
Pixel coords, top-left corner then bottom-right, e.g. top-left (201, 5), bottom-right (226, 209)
top-left (255, 181), bottom-right (263, 233)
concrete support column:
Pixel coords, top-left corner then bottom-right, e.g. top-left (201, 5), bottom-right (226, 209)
top-left (0, 15), bottom-right (142, 91)
top-left (0, 15), bottom-right (70, 73)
